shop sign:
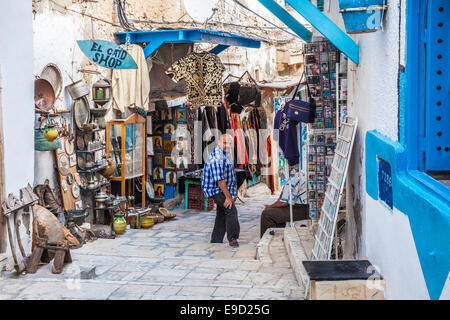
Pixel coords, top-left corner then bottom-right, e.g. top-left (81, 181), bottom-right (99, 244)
top-left (378, 157), bottom-right (393, 210)
top-left (77, 40), bottom-right (137, 69)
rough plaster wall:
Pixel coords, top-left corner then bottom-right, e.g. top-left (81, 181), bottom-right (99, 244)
top-left (0, 0), bottom-right (35, 257)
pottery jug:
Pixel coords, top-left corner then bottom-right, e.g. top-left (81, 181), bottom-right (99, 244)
top-left (140, 216), bottom-right (154, 229)
top-left (44, 125), bottom-right (59, 142)
top-left (113, 215), bottom-right (127, 235)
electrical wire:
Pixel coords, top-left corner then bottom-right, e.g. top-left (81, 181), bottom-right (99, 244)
top-left (229, 0), bottom-right (302, 39)
top-left (48, 0), bottom-right (122, 27)
top-left (115, 0), bottom-right (138, 31)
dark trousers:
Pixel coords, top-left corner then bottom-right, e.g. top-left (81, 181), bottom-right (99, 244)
top-left (260, 204), bottom-right (310, 238)
top-left (211, 192), bottom-right (240, 243)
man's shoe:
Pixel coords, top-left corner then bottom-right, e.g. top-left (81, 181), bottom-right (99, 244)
top-left (229, 239), bottom-right (239, 247)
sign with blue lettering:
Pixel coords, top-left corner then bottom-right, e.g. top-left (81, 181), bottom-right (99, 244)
top-left (378, 158), bottom-right (393, 210)
top-left (77, 40), bottom-right (137, 69)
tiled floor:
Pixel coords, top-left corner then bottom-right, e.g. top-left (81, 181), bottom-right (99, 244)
top-left (0, 183), bottom-right (305, 300)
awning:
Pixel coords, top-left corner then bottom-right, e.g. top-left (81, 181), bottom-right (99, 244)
top-left (115, 29), bottom-right (263, 59)
top-left (257, 0), bottom-right (359, 65)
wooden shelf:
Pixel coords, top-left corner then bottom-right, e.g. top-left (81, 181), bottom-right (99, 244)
top-left (76, 147), bottom-right (105, 154)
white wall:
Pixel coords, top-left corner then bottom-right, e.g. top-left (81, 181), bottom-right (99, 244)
top-left (317, 0), bottom-right (436, 299)
top-left (0, 0), bottom-right (35, 259)
top-left (0, 0), bottom-right (35, 194)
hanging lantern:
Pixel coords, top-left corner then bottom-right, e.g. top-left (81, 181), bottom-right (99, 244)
top-left (92, 79), bottom-right (111, 107)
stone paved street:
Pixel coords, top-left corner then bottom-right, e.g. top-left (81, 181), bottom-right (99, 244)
top-left (0, 184), bottom-right (304, 300)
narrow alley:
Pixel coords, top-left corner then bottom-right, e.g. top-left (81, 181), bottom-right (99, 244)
top-left (0, 184), bottom-right (304, 300)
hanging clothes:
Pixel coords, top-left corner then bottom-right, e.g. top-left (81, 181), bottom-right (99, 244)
top-left (274, 102), bottom-right (300, 166)
top-left (216, 105), bottom-right (230, 134)
top-left (112, 44), bottom-right (151, 112)
top-left (230, 113), bottom-right (248, 167)
top-left (266, 136), bottom-right (275, 194)
top-left (224, 81), bottom-right (262, 114)
top-left (165, 52), bottom-right (225, 108)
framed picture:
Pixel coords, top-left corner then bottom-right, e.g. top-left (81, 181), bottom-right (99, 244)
top-left (154, 152), bottom-right (163, 166)
top-left (164, 123), bottom-right (175, 135)
top-left (154, 183), bottom-right (164, 197)
top-left (74, 199), bottom-right (83, 210)
top-left (69, 153), bottom-right (77, 167)
top-left (175, 140), bottom-right (189, 155)
top-left (164, 140), bottom-right (175, 153)
top-left (153, 167), bottom-right (164, 181)
top-left (164, 155), bottom-right (176, 169)
top-left (319, 42), bottom-right (328, 52)
top-left (154, 124), bottom-right (163, 135)
top-left (176, 107), bottom-right (187, 122)
top-left (176, 156), bottom-right (188, 170)
top-left (165, 170), bottom-right (177, 185)
top-left (161, 109), bottom-right (173, 121)
top-left (175, 123), bottom-right (188, 138)
top-left (305, 54), bottom-right (318, 64)
top-left (153, 136), bottom-right (163, 151)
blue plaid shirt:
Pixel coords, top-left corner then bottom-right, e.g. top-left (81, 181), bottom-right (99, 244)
top-left (201, 146), bottom-right (237, 197)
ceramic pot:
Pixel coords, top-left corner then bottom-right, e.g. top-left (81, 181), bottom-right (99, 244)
top-left (113, 215), bottom-right (127, 235)
top-left (140, 216), bottom-right (154, 229)
top-left (44, 125), bottom-right (59, 142)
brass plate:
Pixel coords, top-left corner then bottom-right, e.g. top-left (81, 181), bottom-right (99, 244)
top-left (65, 138), bottom-right (75, 155)
top-left (71, 181), bottom-right (80, 198)
top-left (76, 135), bottom-right (85, 151)
top-left (73, 96), bottom-right (90, 130)
top-left (77, 154), bottom-right (86, 170)
top-left (57, 154), bottom-right (70, 176)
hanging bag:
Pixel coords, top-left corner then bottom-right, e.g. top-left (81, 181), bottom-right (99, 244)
top-left (286, 73), bottom-right (316, 123)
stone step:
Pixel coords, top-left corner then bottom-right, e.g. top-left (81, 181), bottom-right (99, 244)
top-left (283, 223), bottom-right (313, 299)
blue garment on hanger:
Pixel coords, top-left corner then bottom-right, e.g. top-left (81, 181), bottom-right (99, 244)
top-left (274, 102), bottom-right (300, 166)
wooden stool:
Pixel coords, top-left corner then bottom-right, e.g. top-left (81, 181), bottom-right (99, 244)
top-left (27, 237), bottom-right (72, 274)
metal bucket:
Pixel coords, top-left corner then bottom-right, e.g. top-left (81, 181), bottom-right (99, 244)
top-left (35, 128), bottom-right (61, 151)
top-left (339, 0), bottom-right (388, 34)
top-left (66, 80), bottom-right (90, 100)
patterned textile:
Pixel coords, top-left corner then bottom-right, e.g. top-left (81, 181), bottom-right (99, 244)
top-left (281, 171), bottom-right (308, 205)
top-left (166, 52), bottom-right (225, 108)
top-left (230, 113), bottom-right (248, 167)
top-left (201, 146), bottom-right (237, 198)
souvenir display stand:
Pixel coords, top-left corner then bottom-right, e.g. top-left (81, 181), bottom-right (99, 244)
top-left (147, 105), bottom-right (188, 203)
top-left (303, 40), bottom-right (341, 219)
top-left (106, 113), bottom-right (146, 208)
top-left (300, 39), bottom-right (350, 259)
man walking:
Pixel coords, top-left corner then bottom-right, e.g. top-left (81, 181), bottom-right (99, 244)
top-left (201, 133), bottom-right (240, 247)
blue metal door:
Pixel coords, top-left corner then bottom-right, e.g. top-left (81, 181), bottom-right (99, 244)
top-left (424, 0), bottom-right (450, 171)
